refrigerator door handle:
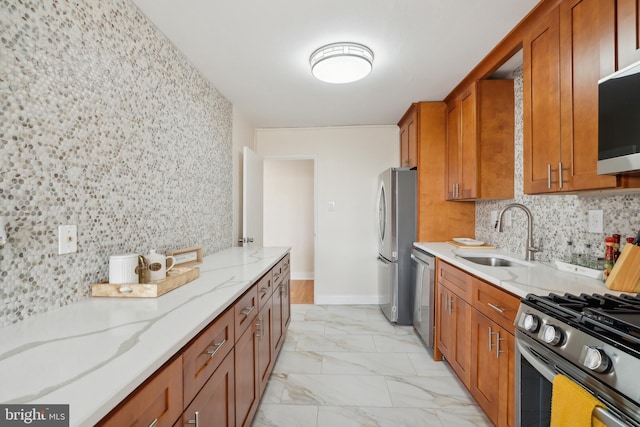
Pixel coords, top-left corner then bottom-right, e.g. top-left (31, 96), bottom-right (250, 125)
top-left (377, 255), bottom-right (391, 264)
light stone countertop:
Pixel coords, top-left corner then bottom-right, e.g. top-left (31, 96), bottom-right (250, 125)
top-left (0, 246), bottom-right (290, 427)
top-left (413, 242), bottom-right (629, 299)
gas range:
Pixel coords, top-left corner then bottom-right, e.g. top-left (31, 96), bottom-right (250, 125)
top-left (515, 292), bottom-right (640, 423)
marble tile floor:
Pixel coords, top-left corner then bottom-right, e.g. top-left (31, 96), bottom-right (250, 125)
top-left (252, 304), bottom-right (492, 427)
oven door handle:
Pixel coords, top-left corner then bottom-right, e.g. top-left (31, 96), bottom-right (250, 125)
top-left (517, 340), bottom-right (556, 383)
top-left (517, 340), bottom-right (632, 427)
top-left (593, 407), bottom-right (632, 427)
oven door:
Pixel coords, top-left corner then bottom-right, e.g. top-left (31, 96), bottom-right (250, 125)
top-left (515, 331), bottom-right (638, 427)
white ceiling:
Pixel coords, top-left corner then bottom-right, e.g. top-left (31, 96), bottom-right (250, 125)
top-left (131, 0), bottom-right (539, 129)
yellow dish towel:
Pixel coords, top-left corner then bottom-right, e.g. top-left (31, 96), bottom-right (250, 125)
top-left (550, 374), bottom-right (606, 427)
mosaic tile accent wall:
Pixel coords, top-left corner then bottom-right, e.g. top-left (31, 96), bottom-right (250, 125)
top-left (0, 0), bottom-right (233, 326)
top-left (476, 67), bottom-right (640, 263)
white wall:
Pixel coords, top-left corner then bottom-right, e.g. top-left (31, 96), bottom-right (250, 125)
top-left (263, 159), bottom-right (315, 280)
top-left (232, 107), bottom-right (256, 246)
top-left (256, 126), bottom-right (399, 304)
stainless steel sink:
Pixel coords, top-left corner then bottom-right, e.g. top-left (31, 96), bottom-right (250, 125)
top-left (459, 256), bottom-right (520, 267)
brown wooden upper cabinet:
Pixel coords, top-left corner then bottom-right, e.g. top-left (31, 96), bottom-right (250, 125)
top-left (446, 80), bottom-right (515, 201)
top-left (523, 0), bottom-right (640, 194)
top-left (398, 106), bottom-right (418, 168)
top-left (617, 0), bottom-right (640, 69)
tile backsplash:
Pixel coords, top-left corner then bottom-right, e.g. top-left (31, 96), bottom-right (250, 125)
top-left (0, 0), bottom-right (232, 326)
top-left (476, 67), bottom-right (640, 262)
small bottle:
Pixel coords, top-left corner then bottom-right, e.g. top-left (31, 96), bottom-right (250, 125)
top-left (582, 243), bottom-right (593, 268)
top-left (563, 241), bottom-right (574, 263)
top-left (612, 234), bottom-right (621, 264)
top-left (603, 236), bottom-right (615, 281)
top-left (588, 243), bottom-right (600, 270)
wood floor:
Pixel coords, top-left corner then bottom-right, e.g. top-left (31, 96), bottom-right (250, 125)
top-left (290, 280), bottom-right (314, 304)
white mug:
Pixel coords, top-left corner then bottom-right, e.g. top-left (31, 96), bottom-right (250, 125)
top-left (109, 254), bottom-right (139, 284)
top-left (146, 250), bottom-right (176, 281)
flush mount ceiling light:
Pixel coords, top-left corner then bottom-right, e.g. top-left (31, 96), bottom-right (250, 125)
top-left (310, 42), bottom-right (374, 84)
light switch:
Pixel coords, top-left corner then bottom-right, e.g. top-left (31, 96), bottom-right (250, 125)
top-left (58, 225), bottom-right (77, 255)
top-left (328, 201), bottom-right (336, 212)
top-left (588, 210), bottom-right (603, 233)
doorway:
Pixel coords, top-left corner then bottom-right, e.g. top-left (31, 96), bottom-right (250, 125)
top-left (263, 158), bottom-right (316, 304)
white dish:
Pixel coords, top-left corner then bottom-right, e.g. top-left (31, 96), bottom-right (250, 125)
top-left (452, 237), bottom-right (485, 246)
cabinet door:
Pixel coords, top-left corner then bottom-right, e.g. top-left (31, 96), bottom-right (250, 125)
top-left (470, 310), bottom-right (500, 424)
top-left (180, 350), bottom-right (235, 427)
top-left (281, 277), bottom-right (291, 330)
top-left (271, 281), bottom-right (284, 355)
top-left (399, 105), bottom-right (418, 168)
top-left (235, 321), bottom-right (259, 427)
top-left (498, 332), bottom-right (515, 427)
top-left (450, 293), bottom-right (471, 388)
top-left (459, 86), bottom-right (478, 199)
top-left (523, 6), bottom-right (562, 194)
top-left (257, 297), bottom-right (273, 398)
top-left (435, 284), bottom-right (452, 359)
top-left (617, 0), bottom-right (640, 68)
top-left (446, 101), bottom-right (461, 200)
top-left (560, 0), bottom-right (618, 191)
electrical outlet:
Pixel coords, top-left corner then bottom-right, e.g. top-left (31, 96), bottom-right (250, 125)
top-left (588, 210), bottom-right (604, 233)
top-left (490, 211), bottom-right (498, 228)
top-left (58, 225), bottom-right (77, 254)
top-left (504, 211), bottom-right (512, 227)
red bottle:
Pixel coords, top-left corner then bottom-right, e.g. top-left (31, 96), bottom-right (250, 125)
top-left (603, 236), bottom-right (615, 282)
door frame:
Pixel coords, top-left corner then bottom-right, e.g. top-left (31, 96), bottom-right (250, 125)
top-left (263, 155), bottom-right (318, 301)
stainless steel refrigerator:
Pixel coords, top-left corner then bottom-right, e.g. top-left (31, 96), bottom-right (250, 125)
top-left (377, 167), bottom-right (417, 325)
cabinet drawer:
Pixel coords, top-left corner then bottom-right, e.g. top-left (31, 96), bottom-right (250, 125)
top-left (182, 308), bottom-right (234, 406)
top-left (437, 260), bottom-right (471, 302)
top-left (99, 356), bottom-right (183, 427)
top-left (235, 285), bottom-right (258, 342)
top-left (272, 260), bottom-right (284, 286)
top-left (472, 279), bottom-right (520, 333)
top-left (256, 271), bottom-right (273, 310)
top-left (281, 253), bottom-right (290, 276)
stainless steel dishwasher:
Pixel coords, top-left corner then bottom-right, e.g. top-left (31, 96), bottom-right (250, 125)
top-left (411, 247), bottom-right (435, 347)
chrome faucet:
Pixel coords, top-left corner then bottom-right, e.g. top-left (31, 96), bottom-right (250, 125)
top-left (495, 203), bottom-right (539, 261)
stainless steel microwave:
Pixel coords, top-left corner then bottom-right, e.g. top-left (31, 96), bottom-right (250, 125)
top-left (598, 59), bottom-right (640, 175)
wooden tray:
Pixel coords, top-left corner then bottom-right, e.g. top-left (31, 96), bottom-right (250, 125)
top-left (447, 241), bottom-right (496, 249)
top-left (91, 267), bottom-right (200, 298)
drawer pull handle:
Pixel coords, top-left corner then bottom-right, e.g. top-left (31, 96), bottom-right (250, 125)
top-left (260, 286), bottom-right (269, 295)
top-left (187, 410), bottom-right (200, 427)
top-left (149, 419), bottom-right (159, 427)
top-left (118, 286), bottom-right (133, 293)
top-left (205, 339), bottom-right (226, 358)
top-left (241, 306), bottom-right (255, 318)
top-left (487, 303), bottom-right (505, 313)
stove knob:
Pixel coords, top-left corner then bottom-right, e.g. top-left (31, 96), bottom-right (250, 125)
top-left (583, 347), bottom-right (611, 373)
top-left (522, 313), bottom-right (540, 332)
top-left (541, 325), bottom-right (563, 346)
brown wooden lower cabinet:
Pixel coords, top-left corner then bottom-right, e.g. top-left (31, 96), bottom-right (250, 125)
top-left (178, 349), bottom-right (235, 427)
top-left (436, 282), bottom-right (471, 388)
top-left (434, 259), bottom-right (518, 427)
top-left (257, 295), bottom-right (274, 398)
top-left (99, 254), bottom-right (290, 427)
top-left (470, 310), bottom-right (515, 426)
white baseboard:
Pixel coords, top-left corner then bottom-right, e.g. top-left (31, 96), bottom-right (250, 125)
top-left (290, 272), bottom-right (314, 280)
top-left (313, 295), bottom-right (381, 305)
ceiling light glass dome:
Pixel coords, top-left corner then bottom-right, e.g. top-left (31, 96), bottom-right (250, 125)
top-left (310, 42), bottom-right (374, 84)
